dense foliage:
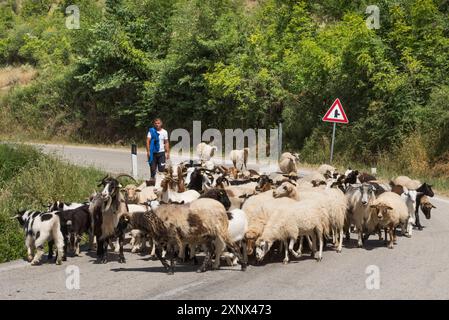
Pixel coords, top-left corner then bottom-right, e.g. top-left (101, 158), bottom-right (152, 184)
top-left (1, 0), bottom-right (448, 170)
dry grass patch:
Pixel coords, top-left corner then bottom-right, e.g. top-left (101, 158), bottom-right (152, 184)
top-left (0, 65), bottom-right (37, 91)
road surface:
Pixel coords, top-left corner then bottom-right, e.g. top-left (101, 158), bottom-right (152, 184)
top-left (1, 143), bottom-right (448, 300)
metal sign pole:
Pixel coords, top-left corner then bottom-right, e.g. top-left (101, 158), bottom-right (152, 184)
top-left (330, 122), bottom-right (336, 164)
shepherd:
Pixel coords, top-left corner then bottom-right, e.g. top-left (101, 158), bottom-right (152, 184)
top-left (146, 118), bottom-right (170, 182)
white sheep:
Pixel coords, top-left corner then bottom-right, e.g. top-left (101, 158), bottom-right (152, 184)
top-left (229, 148), bottom-right (249, 170)
top-left (369, 192), bottom-right (409, 249)
top-left (154, 177), bottom-right (200, 204)
top-left (224, 181), bottom-right (258, 199)
top-left (303, 171), bottom-right (327, 186)
top-left (196, 142), bottom-right (218, 161)
top-left (318, 164), bottom-right (337, 178)
top-left (241, 190), bottom-right (274, 255)
top-left (255, 198), bottom-right (329, 263)
top-left (273, 181), bottom-right (346, 253)
top-left (392, 176), bottom-right (411, 187)
top-left (221, 208), bottom-right (249, 266)
top-left (123, 184), bottom-right (157, 204)
top-left (278, 152), bottom-right (299, 174)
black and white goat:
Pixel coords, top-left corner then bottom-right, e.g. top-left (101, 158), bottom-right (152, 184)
top-left (13, 210), bottom-right (64, 265)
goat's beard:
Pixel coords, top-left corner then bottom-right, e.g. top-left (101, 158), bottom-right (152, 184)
top-left (104, 197), bottom-right (113, 212)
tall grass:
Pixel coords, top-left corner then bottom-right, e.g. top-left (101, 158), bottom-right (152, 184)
top-left (0, 144), bottom-right (106, 263)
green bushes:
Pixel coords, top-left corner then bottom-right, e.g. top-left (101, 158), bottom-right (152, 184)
top-left (0, 144), bottom-right (105, 263)
top-left (0, 0), bottom-right (449, 181)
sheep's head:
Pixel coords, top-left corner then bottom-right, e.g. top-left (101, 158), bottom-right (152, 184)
top-left (11, 209), bottom-right (28, 226)
top-left (255, 239), bottom-right (272, 262)
top-left (370, 203), bottom-right (393, 220)
top-left (311, 180), bottom-right (326, 188)
top-left (420, 197), bottom-right (436, 219)
top-left (123, 184), bottom-right (138, 202)
top-left (360, 183), bottom-right (376, 206)
top-left (273, 181), bottom-right (296, 198)
top-left (215, 189), bottom-right (231, 210)
top-left (256, 175), bottom-right (273, 192)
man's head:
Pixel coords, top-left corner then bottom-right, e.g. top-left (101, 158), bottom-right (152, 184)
top-left (153, 118), bottom-right (162, 130)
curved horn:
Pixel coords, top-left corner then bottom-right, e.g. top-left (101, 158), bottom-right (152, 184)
top-left (113, 173), bottom-right (137, 182)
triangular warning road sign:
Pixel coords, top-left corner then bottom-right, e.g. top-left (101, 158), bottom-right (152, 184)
top-left (322, 98), bottom-right (349, 123)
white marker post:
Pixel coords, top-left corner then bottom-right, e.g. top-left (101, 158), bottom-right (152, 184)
top-left (278, 120), bottom-right (283, 159)
top-left (131, 144), bottom-right (138, 179)
top-left (322, 98), bottom-right (349, 164)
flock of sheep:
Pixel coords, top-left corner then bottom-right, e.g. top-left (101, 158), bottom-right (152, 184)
top-left (11, 143), bottom-right (437, 274)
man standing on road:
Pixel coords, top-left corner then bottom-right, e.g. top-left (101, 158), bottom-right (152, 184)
top-left (146, 118), bottom-right (170, 181)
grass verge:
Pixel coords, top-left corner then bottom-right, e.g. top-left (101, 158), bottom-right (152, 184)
top-left (0, 143), bottom-right (106, 263)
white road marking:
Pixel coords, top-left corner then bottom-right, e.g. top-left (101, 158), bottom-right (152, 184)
top-left (147, 280), bottom-right (207, 300)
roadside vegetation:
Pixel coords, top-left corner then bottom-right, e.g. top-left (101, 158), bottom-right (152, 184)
top-left (0, 144), bottom-right (106, 263)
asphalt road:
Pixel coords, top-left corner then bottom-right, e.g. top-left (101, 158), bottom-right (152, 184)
top-left (1, 144), bottom-right (448, 300)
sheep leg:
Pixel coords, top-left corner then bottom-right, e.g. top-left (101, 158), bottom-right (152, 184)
top-left (88, 230), bottom-right (95, 251)
top-left (392, 227), bottom-right (397, 245)
top-left (149, 238), bottom-right (156, 257)
top-left (378, 228), bottom-right (383, 241)
top-left (223, 239), bottom-right (246, 270)
top-left (52, 228), bottom-right (64, 265)
top-left (47, 240), bottom-right (54, 261)
top-left (315, 229), bottom-right (324, 262)
top-left (357, 228), bottom-right (363, 248)
top-left (388, 228), bottom-right (394, 249)
top-left (212, 237), bottom-right (225, 270)
top-left (414, 206), bottom-right (423, 230)
top-left (282, 240), bottom-right (289, 264)
top-left (31, 245), bottom-right (45, 265)
top-left (168, 246), bottom-right (176, 275)
top-left (241, 240), bottom-right (248, 267)
top-left (337, 229), bottom-right (343, 253)
top-left (96, 238), bottom-right (108, 264)
top-left (141, 235), bottom-right (147, 253)
top-left (309, 233), bottom-right (317, 259)
top-left (197, 243), bottom-right (212, 273)
top-left (189, 244), bottom-right (198, 265)
top-left (75, 235), bottom-right (81, 256)
top-left (289, 237), bottom-right (302, 258)
top-left (118, 233), bottom-right (126, 263)
top-left (155, 245), bottom-right (170, 273)
top-left (26, 237), bottom-right (35, 262)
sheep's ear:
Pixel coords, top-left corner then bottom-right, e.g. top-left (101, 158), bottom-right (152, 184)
top-left (386, 206), bottom-right (393, 210)
top-left (136, 189), bottom-right (141, 192)
top-left (370, 204), bottom-right (378, 209)
top-left (431, 204), bottom-right (437, 209)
